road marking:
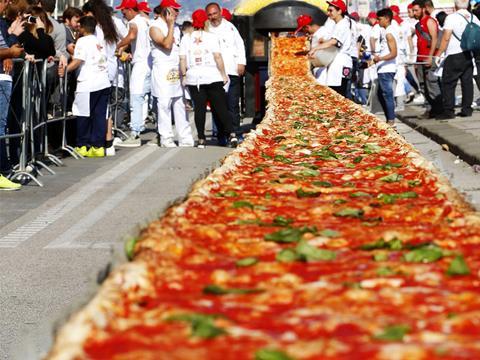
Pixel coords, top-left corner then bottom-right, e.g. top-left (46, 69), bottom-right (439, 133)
top-left (0, 146), bottom-right (158, 248)
top-left (44, 148), bottom-right (180, 249)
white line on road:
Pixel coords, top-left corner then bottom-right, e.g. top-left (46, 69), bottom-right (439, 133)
top-left (44, 148), bottom-right (180, 249)
top-left (0, 146), bottom-right (158, 248)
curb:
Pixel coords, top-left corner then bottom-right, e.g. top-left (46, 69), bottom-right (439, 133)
top-left (397, 113), bottom-right (480, 167)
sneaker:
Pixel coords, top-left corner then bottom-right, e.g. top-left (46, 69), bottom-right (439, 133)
top-left (86, 147), bottom-right (105, 157)
top-left (74, 146), bottom-right (89, 157)
top-left (228, 134), bottom-right (238, 148)
top-left (106, 146), bottom-right (116, 157)
top-left (412, 94), bottom-right (425, 105)
top-left (147, 135), bottom-right (159, 147)
top-left (116, 134), bottom-right (141, 148)
top-left (0, 175), bottom-right (21, 191)
top-left (113, 137), bottom-right (123, 146)
top-left (197, 139), bottom-right (206, 149)
top-left (405, 92), bottom-right (415, 104)
top-left (456, 112), bottom-right (473, 118)
top-left (179, 142), bottom-right (194, 147)
top-left (161, 139), bottom-right (177, 148)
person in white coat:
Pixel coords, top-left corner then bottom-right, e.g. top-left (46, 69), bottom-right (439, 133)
top-left (149, 0), bottom-right (194, 147)
top-left (116, 0), bottom-right (152, 147)
top-left (206, 2), bottom-right (246, 139)
top-left (309, 0), bottom-right (352, 97)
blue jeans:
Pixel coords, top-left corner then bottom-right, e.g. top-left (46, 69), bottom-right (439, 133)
top-left (129, 74), bottom-right (151, 135)
top-left (377, 73), bottom-right (396, 121)
top-left (0, 80), bottom-right (12, 172)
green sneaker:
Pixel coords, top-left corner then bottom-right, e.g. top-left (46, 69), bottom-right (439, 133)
top-left (86, 147), bottom-right (105, 158)
top-left (75, 146), bottom-right (89, 157)
top-left (0, 175), bottom-right (21, 191)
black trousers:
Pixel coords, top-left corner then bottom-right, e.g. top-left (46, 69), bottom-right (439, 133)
top-left (188, 82), bottom-right (232, 141)
top-left (330, 78), bottom-right (349, 98)
top-left (76, 87), bottom-right (110, 148)
top-left (442, 51), bottom-right (474, 116)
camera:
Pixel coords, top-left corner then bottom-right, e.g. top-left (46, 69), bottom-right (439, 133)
top-left (26, 15), bottom-right (37, 24)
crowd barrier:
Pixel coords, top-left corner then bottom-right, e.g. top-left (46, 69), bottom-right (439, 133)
top-left (0, 58), bottom-right (131, 188)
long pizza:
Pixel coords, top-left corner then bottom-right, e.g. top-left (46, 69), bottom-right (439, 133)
top-left (47, 36), bottom-right (480, 360)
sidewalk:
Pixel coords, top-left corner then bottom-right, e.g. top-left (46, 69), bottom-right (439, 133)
top-left (396, 104), bottom-right (480, 167)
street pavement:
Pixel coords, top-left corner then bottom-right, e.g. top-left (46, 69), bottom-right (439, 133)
top-left (397, 103), bottom-right (480, 166)
top-left (0, 114), bottom-right (479, 359)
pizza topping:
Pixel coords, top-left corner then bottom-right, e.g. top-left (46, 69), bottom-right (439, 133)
top-left (446, 256), bottom-right (471, 276)
top-left (374, 325), bottom-right (411, 342)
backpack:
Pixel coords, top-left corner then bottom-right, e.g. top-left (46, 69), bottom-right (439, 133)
top-left (452, 13), bottom-right (480, 52)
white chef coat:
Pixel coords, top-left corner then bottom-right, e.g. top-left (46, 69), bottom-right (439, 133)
top-left (179, 30), bottom-right (223, 86)
top-left (128, 14), bottom-right (152, 95)
top-left (207, 19), bottom-right (246, 76)
top-left (150, 18), bottom-right (183, 98)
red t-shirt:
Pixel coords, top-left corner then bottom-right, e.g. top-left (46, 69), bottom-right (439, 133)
top-left (416, 15), bottom-right (437, 62)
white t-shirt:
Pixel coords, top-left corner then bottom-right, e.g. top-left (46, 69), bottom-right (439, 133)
top-left (150, 18), bottom-right (182, 98)
top-left (207, 19), bottom-right (246, 76)
top-left (74, 34), bottom-right (110, 93)
top-left (129, 14), bottom-right (151, 65)
top-left (347, 18), bottom-right (359, 58)
top-left (179, 30), bottom-right (223, 86)
top-left (370, 24), bottom-right (383, 55)
top-left (444, 10), bottom-right (480, 56)
top-left (377, 24), bottom-right (398, 74)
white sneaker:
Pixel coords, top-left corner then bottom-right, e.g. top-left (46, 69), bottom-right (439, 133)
top-left (106, 146), bottom-right (116, 156)
top-left (116, 134), bottom-right (141, 148)
top-left (147, 136), bottom-right (159, 147)
top-left (161, 139), bottom-right (177, 148)
top-left (412, 94), bottom-right (425, 105)
top-left (113, 137), bottom-right (123, 146)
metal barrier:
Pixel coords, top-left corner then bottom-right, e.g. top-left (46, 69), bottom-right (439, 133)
top-left (0, 57), bottom-right (133, 188)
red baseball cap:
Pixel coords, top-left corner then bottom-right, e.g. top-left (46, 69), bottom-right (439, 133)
top-left (350, 11), bottom-right (360, 21)
top-left (326, 0), bottom-right (347, 13)
top-left (137, 1), bottom-right (151, 13)
top-left (116, 0), bottom-right (137, 10)
top-left (407, 3), bottom-right (413, 9)
top-left (192, 9), bottom-right (208, 29)
top-left (160, 0), bottom-right (181, 9)
top-left (222, 8), bottom-right (232, 21)
top-left (390, 5), bottom-right (400, 14)
top-left (367, 11), bottom-right (377, 19)
top-left (295, 14), bottom-right (312, 34)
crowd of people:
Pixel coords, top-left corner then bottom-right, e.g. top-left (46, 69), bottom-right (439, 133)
top-left (0, 0), bottom-right (246, 190)
top-left (302, 0), bottom-right (480, 125)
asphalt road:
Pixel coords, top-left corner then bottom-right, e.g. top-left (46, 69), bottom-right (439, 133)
top-left (0, 119), bottom-right (479, 359)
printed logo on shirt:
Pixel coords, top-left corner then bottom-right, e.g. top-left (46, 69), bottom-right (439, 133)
top-left (342, 67), bottom-right (352, 79)
top-left (166, 68), bottom-right (180, 83)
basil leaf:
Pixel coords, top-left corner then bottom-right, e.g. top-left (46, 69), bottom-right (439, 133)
top-left (404, 245), bottom-right (444, 263)
top-left (297, 169), bottom-right (319, 177)
top-left (125, 237), bottom-right (138, 261)
top-left (273, 135), bottom-right (287, 142)
top-left (166, 313), bottom-right (227, 339)
top-left (296, 241), bottom-right (336, 261)
top-left (350, 192), bottom-right (371, 198)
top-left (377, 193), bottom-right (397, 204)
top-left (363, 143), bottom-right (382, 154)
top-left (373, 252), bottom-right (389, 261)
top-left (360, 238), bottom-right (403, 251)
top-left (299, 162), bottom-right (318, 170)
top-left (203, 284), bottom-right (263, 295)
top-left (398, 191), bottom-right (418, 199)
top-left (252, 166), bottom-right (266, 173)
top-left (320, 229), bottom-right (340, 238)
top-left (296, 188), bottom-right (321, 198)
top-left (380, 173), bottom-right (404, 183)
top-left (255, 348), bottom-right (293, 360)
top-left (334, 199), bottom-right (347, 205)
top-left (408, 180), bottom-right (422, 187)
top-left (313, 181), bottom-right (333, 188)
top-left (333, 208), bottom-right (364, 218)
top-left (272, 216), bottom-right (294, 227)
top-left (353, 156), bottom-right (363, 163)
top-left (274, 155), bottom-right (293, 164)
top-left (292, 121), bottom-right (304, 130)
top-left (376, 266), bottom-right (396, 276)
top-left (372, 162), bottom-right (402, 171)
top-left (276, 248), bottom-right (300, 263)
top-left (265, 228), bottom-right (303, 243)
top-left (236, 257), bottom-right (259, 267)
top-left (217, 190), bottom-right (239, 198)
top-left (446, 256), bottom-right (471, 276)
top-left (346, 164), bottom-right (356, 169)
top-left (374, 325), bottom-right (410, 341)
top-left (233, 201), bottom-right (254, 209)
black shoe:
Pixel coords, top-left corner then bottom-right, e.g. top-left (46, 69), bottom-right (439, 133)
top-left (228, 134), bottom-right (238, 148)
top-left (456, 112), bottom-right (472, 118)
top-left (419, 111), bottom-right (435, 119)
top-left (435, 113), bottom-right (455, 120)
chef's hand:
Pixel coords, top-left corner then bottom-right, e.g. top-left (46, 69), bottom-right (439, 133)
top-left (237, 64), bottom-right (245, 76)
